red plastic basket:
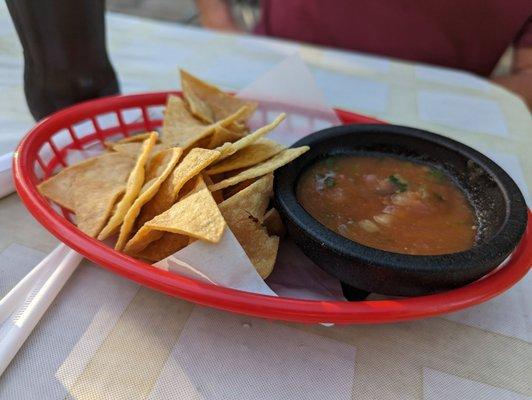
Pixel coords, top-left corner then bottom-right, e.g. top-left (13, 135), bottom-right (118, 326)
top-left (13, 92), bottom-right (531, 324)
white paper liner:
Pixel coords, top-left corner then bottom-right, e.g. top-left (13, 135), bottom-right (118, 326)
top-left (155, 228), bottom-right (276, 296)
top-left (238, 54), bottom-right (341, 146)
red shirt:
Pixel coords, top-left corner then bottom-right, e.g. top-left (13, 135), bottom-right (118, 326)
top-left (255, 0), bottom-right (532, 76)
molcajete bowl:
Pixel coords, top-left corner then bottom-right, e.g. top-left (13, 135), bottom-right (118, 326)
top-left (274, 124), bottom-right (528, 296)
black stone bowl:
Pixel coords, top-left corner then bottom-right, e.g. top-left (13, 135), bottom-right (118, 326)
top-left (274, 124), bottom-right (528, 297)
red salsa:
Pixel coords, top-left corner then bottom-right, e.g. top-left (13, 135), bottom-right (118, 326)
top-left (297, 155), bottom-right (477, 255)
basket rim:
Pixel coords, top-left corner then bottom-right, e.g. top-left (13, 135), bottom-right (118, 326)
top-left (12, 91), bottom-right (532, 324)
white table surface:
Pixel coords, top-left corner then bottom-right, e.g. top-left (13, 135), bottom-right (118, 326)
top-left (0, 4), bottom-right (530, 400)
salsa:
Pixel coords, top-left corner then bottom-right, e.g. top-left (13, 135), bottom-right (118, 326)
top-left (297, 155), bottom-right (477, 255)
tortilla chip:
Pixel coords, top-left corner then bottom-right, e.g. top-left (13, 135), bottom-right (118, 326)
top-left (218, 175), bottom-right (278, 278)
top-left (145, 148), bottom-right (181, 182)
top-left (74, 182), bottom-right (125, 237)
top-left (98, 132), bottom-right (157, 240)
top-left (162, 95), bottom-right (209, 146)
top-left (115, 147), bottom-right (182, 250)
top-left (215, 114), bottom-right (286, 160)
top-left (263, 208), bottom-right (286, 238)
top-left (38, 158), bottom-right (97, 210)
top-left (202, 173), bottom-right (224, 203)
top-left (134, 232), bottom-right (190, 262)
top-left (207, 139), bottom-right (284, 175)
top-left (222, 174), bottom-right (273, 218)
top-left (208, 146), bottom-right (309, 192)
top-left (180, 69), bottom-right (257, 123)
top-left (188, 135), bottom-right (213, 150)
top-left (123, 225), bottom-right (159, 256)
top-left (135, 147), bottom-right (220, 228)
top-left (181, 80), bottom-right (213, 123)
top-left (125, 151), bottom-right (220, 254)
top-left (221, 178), bottom-right (257, 200)
top-left (207, 126), bottom-right (243, 149)
top-left (108, 142), bottom-right (165, 157)
top-left (143, 176), bottom-right (225, 243)
top-left (108, 142), bottom-right (143, 156)
top-left (161, 95), bottom-right (248, 149)
top-left (227, 121), bottom-right (249, 136)
top-left (37, 152), bottom-right (134, 211)
top-left (105, 132), bottom-right (156, 147)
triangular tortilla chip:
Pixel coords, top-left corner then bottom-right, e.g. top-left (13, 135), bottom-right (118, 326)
top-left (215, 114), bottom-right (285, 160)
top-left (207, 139), bottom-right (284, 175)
top-left (161, 95), bottom-right (248, 149)
top-left (125, 149), bottom-right (220, 254)
top-left (38, 158), bottom-right (98, 210)
top-left (187, 135), bottom-right (213, 150)
top-left (180, 69), bottom-right (257, 123)
top-left (134, 232), bottom-right (190, 262)
top-left (38, 152), bottom-right (135, 238)
top-left (98, 132), bottom-right (157, 240)
top-left (108, 142), bottom-right (165, 158)
top-left (222, 178), bottom-right (258, 201)
top-left (145, 148), bottom-right (181, 182)
top-left (220, 174), bottom-right (273, 220)
top-left (208, 146), bottom-right (309, 192)
top-left (202, 173), bottom-right (224, 203)
top-left (227, 121), bottom-right (249, 136)
top-left (115, 147), bottom-right (182, 250)
top-left (218, 174), bottom-right (278, 278)
top-left (116, 132), bottom-right (155, 143)
top-left (123, 225), bottom-right (159, 256)
top-left (105, 132), bottom-right (157, 147)
top-left (38, 152), bottom-right (134, 211)
top-left (135, 147), bottom-right (220, 228)
top-left (207, 126), bottom-right (243, 149)
top-left (143, 176), bottom-right (225, 243)
top-left (127, 176), bottom-right (209, 256)
top-left (74, 182), bottom-right (125, 237)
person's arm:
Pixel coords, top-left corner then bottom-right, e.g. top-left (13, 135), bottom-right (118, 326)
top-left (196, 0), bottom-right (242, 32)
top-left (492, 47), bottom-right (532, 109)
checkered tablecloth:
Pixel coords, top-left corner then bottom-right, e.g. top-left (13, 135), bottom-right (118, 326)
top-left (0, 4), bottom-right (530, 399)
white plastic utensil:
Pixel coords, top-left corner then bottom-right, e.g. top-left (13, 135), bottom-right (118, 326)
top-left (0, 245), bottom-right (67, 325)
top-left (0, 244), bottom-right (82, 376)
top-left (0, 152), bottom-right (14, 199)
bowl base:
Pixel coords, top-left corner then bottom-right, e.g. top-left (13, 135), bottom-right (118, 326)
top-left (341, 282), bottom-right (370, 301)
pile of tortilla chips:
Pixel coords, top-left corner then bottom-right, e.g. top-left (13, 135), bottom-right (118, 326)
top-left (38, 70), bottom-right (309, 279)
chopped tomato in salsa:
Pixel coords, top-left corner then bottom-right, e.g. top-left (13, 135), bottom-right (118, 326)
top-left (297, 155), bottom-right (477, 255)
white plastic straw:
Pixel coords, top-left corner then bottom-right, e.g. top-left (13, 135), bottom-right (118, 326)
top-left (0, 244), bottom-right (69, 325)
top-left (0, 245), bottom-right (82, 376)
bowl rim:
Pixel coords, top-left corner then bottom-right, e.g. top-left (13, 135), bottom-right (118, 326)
top-left (274, 123), bottom-right (528, 273)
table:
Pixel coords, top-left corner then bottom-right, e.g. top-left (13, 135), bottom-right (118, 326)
top-left (0, 5), bottom-right (530, 400)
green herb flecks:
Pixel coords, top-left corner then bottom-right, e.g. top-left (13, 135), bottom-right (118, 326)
top-left (324, 176), bottom-right (336, 188)
top-left (428, 168), bottom-right (446, 183)
top-left (389, 174), bottom-right (408, 192)
top-left (325, 157), bottom-right (337, 171)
